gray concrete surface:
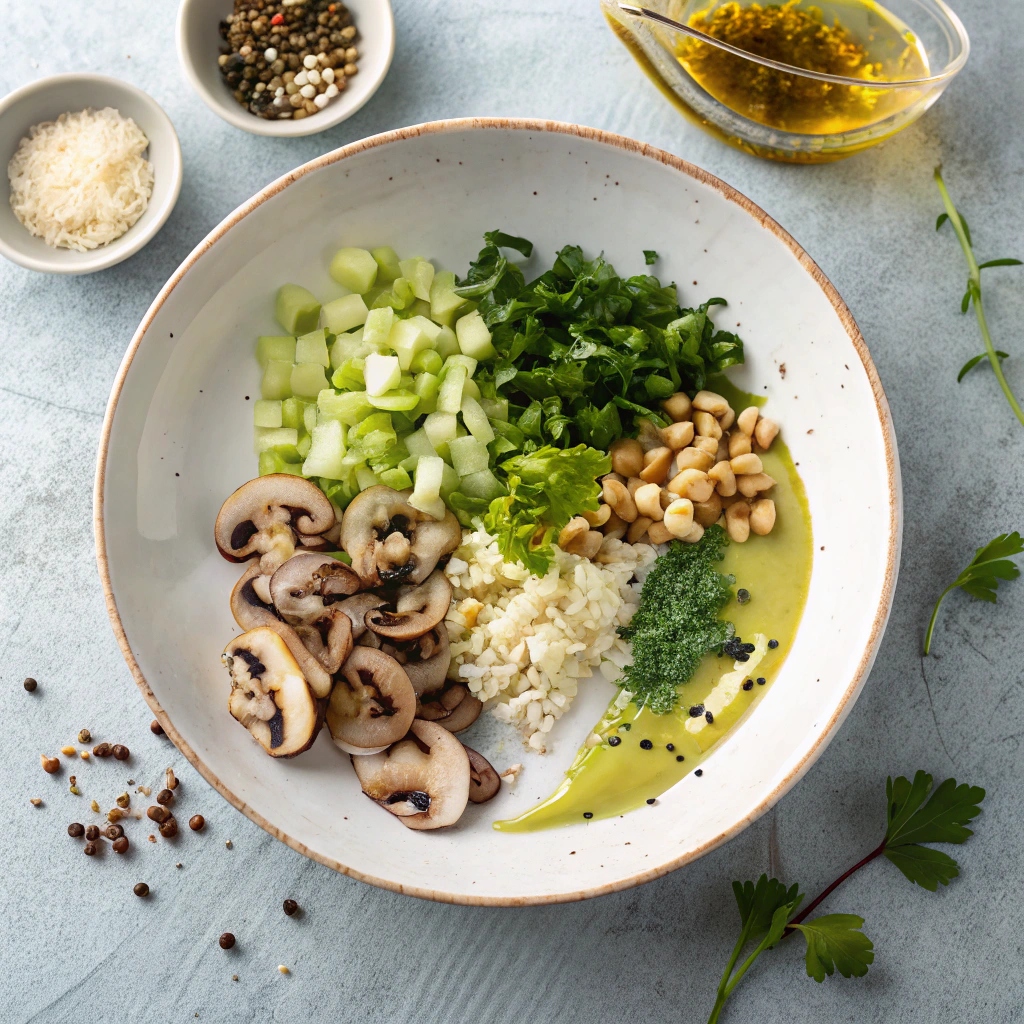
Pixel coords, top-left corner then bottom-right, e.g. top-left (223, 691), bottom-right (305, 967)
top-left (2, 2), bottom-right (1023, 1022)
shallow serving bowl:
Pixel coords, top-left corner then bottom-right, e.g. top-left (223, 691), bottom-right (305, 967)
top-left (0, 73), bottom-right (182, 275)
top-left (95, 119), bottom-right (900, 905)
top-left (177, 0), bottom-right (394, 137)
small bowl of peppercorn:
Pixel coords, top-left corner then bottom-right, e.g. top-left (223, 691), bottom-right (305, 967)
top-left (176, 0), bottom-right (395, 137)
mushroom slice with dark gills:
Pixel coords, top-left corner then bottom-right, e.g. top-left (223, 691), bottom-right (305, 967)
top-left (215, 475), bottom-right (336, 574)
top-left (335, 592), bottom-right (387, 640)
top-left (365, 570), bottom-right (452, 642)
top-left (339, 486), bottom-right (461, 587)
top-left (352, 720), bottom-right (470, 830)
top-left (222, 628), bottom-right (320, 758)
top-left (326, 647), bottom-right (416, 756)
top-left (416, 683), bottom-right (483, 734)
top-left (463, 746), bottom-right (501, 804)
top-left (269, 552), bottom-right (358, 673)
top-left (358, 624), bottom-right (450, 698)
top-left (230, 563), bottom-right (333, 699)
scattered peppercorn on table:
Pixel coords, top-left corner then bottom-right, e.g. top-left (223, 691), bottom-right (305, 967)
top-left (3, 1), bottom-right (1023, 1022)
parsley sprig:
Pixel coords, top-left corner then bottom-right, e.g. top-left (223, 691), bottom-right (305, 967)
top-left (923, 532), bottom-right (1023, 655)
top-left (934, 168), bottom-right (1023, 426)
top-left (707, 772), bottom-right (985, 1024)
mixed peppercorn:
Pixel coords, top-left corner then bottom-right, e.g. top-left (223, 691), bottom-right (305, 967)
top-left (218, 0), bottom-right (361, 121)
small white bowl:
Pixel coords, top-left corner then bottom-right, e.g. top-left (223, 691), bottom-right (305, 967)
top-left (177, 0), bottom-right (395, 138)
top-left (0, 74), bottom-right (182, 275)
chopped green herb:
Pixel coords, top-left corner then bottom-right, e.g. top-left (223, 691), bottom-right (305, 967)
top-left (617, 526), bottom-right (735, 714)
top-left (643, 249), bottom-right (659, 265)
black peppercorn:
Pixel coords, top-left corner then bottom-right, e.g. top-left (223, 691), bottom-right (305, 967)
top-left (112, 837), bottom-right (130, 855)
top-left (639, 739), bottom-right (653, 750)
top-left (133, 882), bottom-right (150, 897)
top-left (283, 899), bottom-right (299, 917)
top-left (688, 704), bottom-right (704, 718)
top-left (676, 755), bottom-right (685, 762)
top-left (160, 818), bottom-right (179, 838)
top-left (757, 677), bottom-right (766, 685)
top-left (68, 822), bottom-right (85, 838)
top-left (85, 825), bottom-right (100, 841)
top-left (583, 812), bottom-right (593, 819)
top-left (646, 798), bottom-right (656, 805)
top-left (156, 788), bottom-right (174, 806)
top-left (93, 743), bottom-right (112, 757)
top-left (219, 932), bottom-right (236, 949)
top-left (694, 769), bottom-right (703, 777)
top-left (736, 588), bottom-right (750, 604)
top-left (768, 639), bottom-right (779, 649)
top-left (112, 744), bottom-right (130, 761)
top-left (189, 814), bottom-right (206, 832)
top-left (705, 711), bottom-right (714, 724)
top-left (742, 679), bottom-right (754, 691)
top-left (147, 805), bottom-right (170, 824)
top-left (150, 720), bottom-right (164, 736)
top-left (666, 743), bottom-right (674, 751)
top-left (84, 842), bottom-right (97, 856)
top-left (105, 824), bottom-right (125, 840)
top-left (23, 677), bottom-right (38, 692)
top-left (607, 736), bottom-right (621, 747)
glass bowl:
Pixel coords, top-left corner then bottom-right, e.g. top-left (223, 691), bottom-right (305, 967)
top-left (603, 0), bottom-right (969, 162)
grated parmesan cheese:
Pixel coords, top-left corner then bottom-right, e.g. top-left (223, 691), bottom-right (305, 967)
top-left (8, 107), bottom-right (154, 252)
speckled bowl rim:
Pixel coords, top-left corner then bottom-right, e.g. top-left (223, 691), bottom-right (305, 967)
top-left (0, 73), bottom-right (183, 275)
top-left (94, 117), bottom-right (900, 906)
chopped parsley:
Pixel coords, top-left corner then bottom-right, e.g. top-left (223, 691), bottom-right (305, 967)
top-left (617, 526), bottom-right (735, 714)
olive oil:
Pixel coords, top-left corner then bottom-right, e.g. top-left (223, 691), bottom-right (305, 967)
top-left (676, 0), bottom-right (929, 134)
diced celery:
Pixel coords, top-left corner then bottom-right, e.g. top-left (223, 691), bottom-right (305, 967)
top-left (410, 349), bottom-right (443, 375)
top-left (379, 466), bottom-right (413, 491)
top-left (392, 278), bottom-right (415, 307)
top-left (257, 335), bottom-right (296, 368)
top-left (404, 427), bottom-right (438, 460)
top-left (439, 462), bottom-right (460, 502)
top-left (364, 353), bottom-right (401, 397)
top-left (253, 399), bottom-right (283, 428)
top-left (421, 409), bottom-right (458, 450)
top-left (276, 284), bottom-right (321, 335)
top-left (295, 328), bottom-right (330, 368)
top-left (368, 390), bottom-right (420, 412)
top-left (355, 465), bottom-right (381, 491)
top-left (409, 455), bottom-right (446, 519)
top-left (349, 411), bottom-right (394, 441)
top-left (297, 434), bottom-right (312, 459)
top-left (388, 318), bottom-right (432, 371)
top-left (437, 364), bottom-right (467, 415)
top-left (460, 468), bottom-right (506, 500)
top-left (281, 397), bottom-right (309, 429)
top-left (371, 246), bottom-right (402, 283)
top-left (399, 454), bottom-right (419, 473)
top-left (463, 377), bottom-right (481, 401)
top-left (448, 434), bottom-right (490, 477)
top-left (261, 359), bottom-right (294, 400)
top-left (322, 293), bottom-right (369, 335)
top-left (291, 363), bottom-right (330, 398)
top-left (440, 353), bottom-right (478, 380)
top-left (302, 418), bottom-right (347, 479)
top-left (434, 325), bottom-right (460, 359)
top-left (399, 258), bottom-right (435, 301)
top-left (363, 306), bottom-right (395, 348)
top-left (480, 397), bottom-right (509, 422)
top-left (329, 329), bottom-right (371, 370)
top-left (318, 389), bottom-right (373, 425)
top-left (429, 270), bottom-right (470, 327)
top-left (329, 247), bottom-right (378, 293)
top-left (254, 426), bottom-right (299, 454)
top-left (406, 314), bottom-right (442, 342)
top-left (303, 403), bottom-right (318, 434)
top-left (406, 299), bottom-right (432, 320)
top-left (413, 371), bottom-right (440, 415)
top-left (259, 450), bottom-right (303, 476)
top-left (460, 395), bottom-right (496, 444)
top-left (331, 357), bottom-right (365, 391)
top-left (456, 309), bottom-right (496, 360)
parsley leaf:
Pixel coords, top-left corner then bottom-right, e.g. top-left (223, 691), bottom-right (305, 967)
top-left (957, 350), bottom-right (1009, 383)
top-left (643, 249), bottom-right (659, 265)
top-left (789, 915), bottom-right (874, 982)
top-left (923, 532), bottom-right (1023, 654)
top-left (883, 771), bottom-right (985, 890)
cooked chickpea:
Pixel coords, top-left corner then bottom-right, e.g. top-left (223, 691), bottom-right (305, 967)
top-left (647, 521), bottom-right (673, 544)
top-left (716, 436), bottom-right (730, 463)
top-left (692, 411), bottom-right (722, 439)
top-left (736, 472), bottom-right (776, 498)
top-left (583, 504), bottom-right (611, 527)
top-left (730, 453), bottom-right (763, 476)
top-left (661, 392), bottom-right (692, 421)
top-left (602, 478), bottom-right (638, 522)
top-left (680, 522), bottom-right (705, 544)
top-left (693, 491), bottom-right (723, 527)
top-left (725, 501), bottom-right (751, 543)
top-left (627, 476), bottom-right (645, 498)
top-left (627, 517), bottom-right (653, 545)
top-left (558, 517), bottom-right (590, 550)
top-left (693, 436), bottom-right (719, 457)
top-left (667, 468), bottom-right (714, 502)
top-left (603, 509), bottom-right (628, 541)
top-left (676, 447), bottom-right (714, 473)
top-left (754, 417), bottom-right (779, 450)
top-left (709, 460), bottom-right (737, 497)
top-left (610, 438), bottom-right (644, 478)
top-left (660, 487), bottom-right (675, 510)
top-left (658, 420), bottom-right (694, 451)
top-left (750, 498), bottom-right (777, 536)
top-left (692, 390), bottom-right (730, 417)
top-left (634, 483), bottom-right (664, 521)
top-left (576, 530), bottom-right (605, 558)
top-left (636, 418), bottom-right (664, 452)
top-left (663, 498), bottom-right (695, 538)
top-left (736, 406), bottom-right (759, 436)
top-left (728, 431), bottom-right (752, 458)
top-left (718, 406), bottom-right (736, 431)
top-left (639, 447), bottom-right (674, 484)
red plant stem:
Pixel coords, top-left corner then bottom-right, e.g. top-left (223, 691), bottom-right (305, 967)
top-left (786, 838), bottom-right (888, 930)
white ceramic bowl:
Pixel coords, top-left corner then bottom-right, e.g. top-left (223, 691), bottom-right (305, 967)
top-left (0, 74), bottom-right (182, 275)
top-left (95, 119), bottom-right (900, 906)
top-left (177, 0), bottom-right (394, 137)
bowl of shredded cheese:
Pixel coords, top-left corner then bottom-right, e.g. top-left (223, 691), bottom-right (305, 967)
top-left (0, 73), bottom-right (182, 274)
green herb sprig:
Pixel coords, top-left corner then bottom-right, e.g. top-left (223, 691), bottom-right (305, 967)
top-left (708, 772), bottom-right (985, 1024)
top-left (934, 168), bottom-right (1023, 426)
top-left (923, 532), bottom-right (1023, 655)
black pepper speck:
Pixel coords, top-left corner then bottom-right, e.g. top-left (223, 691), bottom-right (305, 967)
top-left (736, 588), bottom-right (750, 604)
top-left (757, 677), bottom-right (766, 685)
top-left (583, 812), bottom-right (593, 820)
top-left (705, 711), bottom-right (714, 724)
top-left (768, 639), bottom-right (779, 649)
top-left (676, 755), bottom-right (685, 762)
top-left (608, 736), bottom-right (621, 747)
top-left (646, 798), bottom-right (656, 805)
top-left (694, 769), bottom-right (703, 777)
top-left (639, 739), bottom-right (653, 750)
top-left (666, 743), bottom-right (674, 751)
